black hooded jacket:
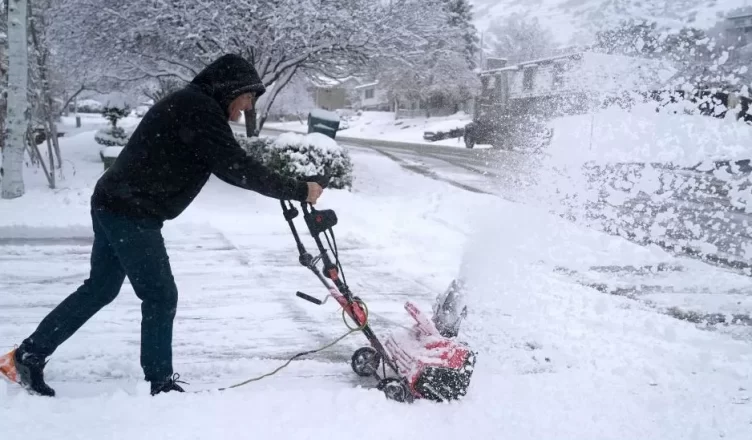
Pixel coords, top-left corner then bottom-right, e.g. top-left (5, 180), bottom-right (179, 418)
top-left (91, 54), bottom-right (309, 221)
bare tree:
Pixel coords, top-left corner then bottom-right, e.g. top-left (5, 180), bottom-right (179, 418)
top-left (141, 77), bottom-right (185, 104)
top-left (29, 0), bottom-right (61, 183)
top-left (375, 0), bottom-right (480, 115)
top-left (485, 13), bottom-right (556, 63)
top-left (49, 0), bottom-right (469, 134)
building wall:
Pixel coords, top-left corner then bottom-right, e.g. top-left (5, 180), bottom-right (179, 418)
top-left (508, 64), bottom-right (562, 99)
top-left (502, 53), bottom-right (675, 101)
top-left (314, 87), bottom-right (347, 110)
top-left (355, 85), bottom-right (389, 110)
top-left (728, 14), bottom-right (752, 32)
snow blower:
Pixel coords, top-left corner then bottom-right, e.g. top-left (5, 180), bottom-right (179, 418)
top-left (280, 192), bottom-right (476, 403)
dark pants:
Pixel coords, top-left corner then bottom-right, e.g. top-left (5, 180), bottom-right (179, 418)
top-left (20, 208), bottom-right (178, 383)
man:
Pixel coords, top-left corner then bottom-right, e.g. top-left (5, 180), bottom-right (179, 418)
top-left (0, 53), bottom-right (324, 397)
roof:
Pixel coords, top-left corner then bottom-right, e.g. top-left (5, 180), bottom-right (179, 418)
top-left (310, 75), bottom-right (360, 88)
top-left (354, 81), bottom-right (379, 90)
top-left (480, 51), bottom-right (678, 94)
top-left (726, 11), bottom-right (752, 20)
top-left (480, 52), bottom-right (583, 74)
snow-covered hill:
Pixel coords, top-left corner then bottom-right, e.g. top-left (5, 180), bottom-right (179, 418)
top-left (470, 0), bottom-right (750, 44)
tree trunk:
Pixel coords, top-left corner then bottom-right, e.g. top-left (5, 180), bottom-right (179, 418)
top-left (0, 2), bottom-right (7, 156)
top-left (29, 131), bottom-right (52, 188)
top-left (44, 133), bottom-right (55, 188)
top-left (256, 67), bottom-right (297, 134)
top-left (2, 0), bottom-right (29, 199)
top-left (243, 108), bottom-right (256, 137)
top-left (28, 4), bottom-right (61, 171)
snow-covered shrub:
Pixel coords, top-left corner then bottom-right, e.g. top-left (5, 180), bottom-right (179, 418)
top-left (235, 132), bottom-right (353, 190)
top-left (102, 105), bottom-right (130, 127)
top-left (95, 126), bottom-right (130, 147)
top-left (96, 104), bottom-right (132, 147)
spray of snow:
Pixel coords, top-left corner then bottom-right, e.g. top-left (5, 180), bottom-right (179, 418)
top-left (520, 101), bottom-right (752, 267)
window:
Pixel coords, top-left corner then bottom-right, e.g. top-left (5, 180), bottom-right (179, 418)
top-left (553, 63), bottom-right (565, 88)
top-left (523, 67), bottom-right (536, 90)
top-left (365, 88), bottom-right (374, 99)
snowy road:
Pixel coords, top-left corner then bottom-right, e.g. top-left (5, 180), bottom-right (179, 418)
top-left (3, 128), bottom-right (752, 439)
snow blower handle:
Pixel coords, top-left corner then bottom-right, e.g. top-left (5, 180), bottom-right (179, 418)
top-left (296, 291), bottom-right (324, 305)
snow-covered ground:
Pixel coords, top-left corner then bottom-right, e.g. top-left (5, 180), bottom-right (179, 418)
top-left (264, 111), bottom-right (481, 148)
top-left (2, 115), bottom-right (752, 439)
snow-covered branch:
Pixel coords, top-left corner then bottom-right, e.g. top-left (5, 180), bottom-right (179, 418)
top-left (44, 0), bottom-right (479, 132)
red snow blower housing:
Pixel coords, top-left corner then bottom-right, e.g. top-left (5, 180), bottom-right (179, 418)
top-left (280, 189), bottom-right (476, 403)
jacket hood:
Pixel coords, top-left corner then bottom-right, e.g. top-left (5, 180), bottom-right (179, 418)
top-left (191, 54), bottom-right (266, 115)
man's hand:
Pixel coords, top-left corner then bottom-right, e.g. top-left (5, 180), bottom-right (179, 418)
top-left (306, 182), bottom-right (324, 204)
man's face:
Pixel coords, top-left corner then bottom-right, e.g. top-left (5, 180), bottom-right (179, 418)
top-left (228, 92), bottom-right (256, 122)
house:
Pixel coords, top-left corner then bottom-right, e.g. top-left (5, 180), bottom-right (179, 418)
top-left (725, 11), bottom-right (752, 54)
top-left (478, 51), bottom-right (675, 104)
top-left (726, 11), bottom-right (752, 36)
top-left (353, 81), bottom-right (390, 111)
top-left (310, 76), bottom-right (361, 111)
top-left (464, 51), bottom-right (677, 148)
top-left (393, 95), bottom-right (474, 120)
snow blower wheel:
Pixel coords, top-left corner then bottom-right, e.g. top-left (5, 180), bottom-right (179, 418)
top-left (378, 378), bottom-right (409, 403)
top-left (351, 346), bottom-right (381, 377)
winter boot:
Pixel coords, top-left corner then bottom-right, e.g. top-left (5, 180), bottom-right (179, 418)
top-left (0, 348), bottom-right (18, 383)
top-left (1, 347), bottom-right (56, 397)
top-left (150, 373), bottom-right (187, 396)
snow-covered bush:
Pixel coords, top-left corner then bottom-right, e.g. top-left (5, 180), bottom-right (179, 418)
top-left (95, 126), bottom-right (130, 147)
top-left (235, 132), bottom-right (353, 190)
top-left (102, 105), bottom-right (130, 127)
top-left (95, 105), bottom-right (132, 147)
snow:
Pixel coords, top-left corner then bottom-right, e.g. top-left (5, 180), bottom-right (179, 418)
top-left (532, 103), bottom-right (752, 269)
top-left (273, 132), bottom-right (340, 153)
top-left (100, 146), bottom-right (124, 158)
top-left (2, 114), bottom-right (752, 439)
top-left (470, 0), bottom-right (751, 45)
top-left (309, 108), bottom-right (341, 122)
top-left (544, 103), bottom-right (752, 166)
top-left (266, 111), bottom-right (484, 148)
